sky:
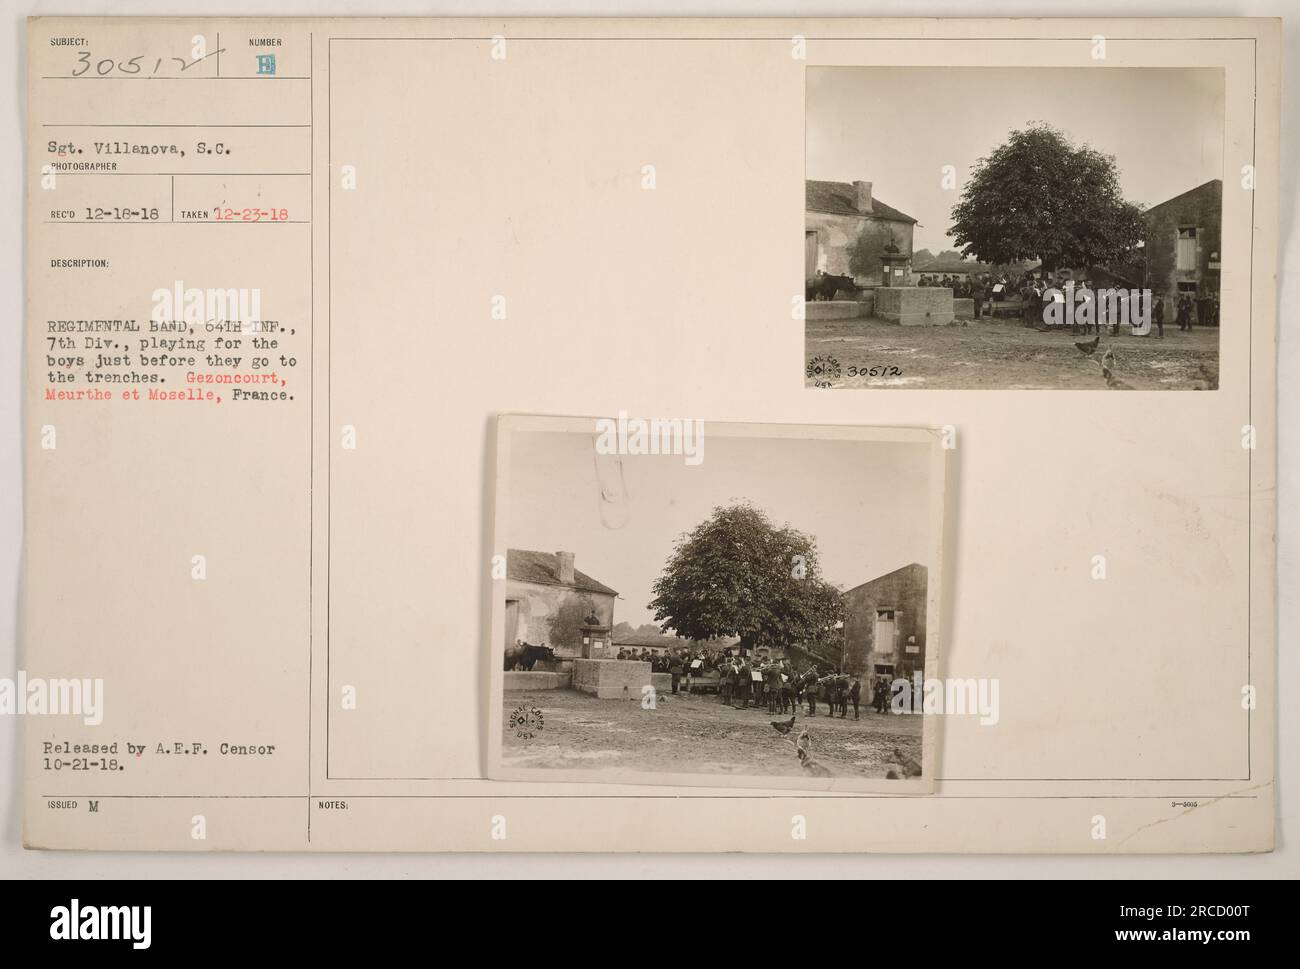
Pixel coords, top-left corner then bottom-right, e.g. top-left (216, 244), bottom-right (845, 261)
top-left (505, 428), bottom-right (934, 629)
top-left (806, 67), bottom-right (1225, 253)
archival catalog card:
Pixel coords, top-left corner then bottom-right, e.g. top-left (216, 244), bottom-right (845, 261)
top-left (22, 17), bottom-right (1278, 852)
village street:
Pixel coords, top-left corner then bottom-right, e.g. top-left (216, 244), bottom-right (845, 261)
top-left (501, 687), bottom-right (924, 781)
top-left (807, 316), bottom-right (1220, 391)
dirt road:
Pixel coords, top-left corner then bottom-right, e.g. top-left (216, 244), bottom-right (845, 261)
top-left (806, 316), bottom-right (1219, 390)
top-left (501, 687), bottom-right (923, 782)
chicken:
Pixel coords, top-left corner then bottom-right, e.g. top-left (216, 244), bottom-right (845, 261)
top-left (794, 728), bottom-right (811, 761)
top-left (777, 727), bottom-right (832, 776)
top-left (770, 715), bottom-right (796, 736)
top-left (1098, 348), bottom-right (1135, 390)
top-left (1074, 335), bottom-right (1100, 355)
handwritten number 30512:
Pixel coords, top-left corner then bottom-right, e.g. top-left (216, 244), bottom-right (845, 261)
top-left (71, 49), bottom-right (224, 77)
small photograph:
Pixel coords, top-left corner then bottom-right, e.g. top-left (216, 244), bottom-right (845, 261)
top-left (488, 416), bottom-right (945, 793)
top-left (804, 67), bottom-right (1224, 390)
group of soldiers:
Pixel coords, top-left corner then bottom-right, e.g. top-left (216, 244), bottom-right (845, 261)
top-left (783, 667), bottom-right (897, 720)
top-left (614, 647), bottom-right (902, 720)
top-left (917, 273), bottom-right (980, 295)
top-left (1012, 275), bottom-right (1146, 336)
top-left (716, 656), bottom-right (816, 715)
top-left (688, 653), bottom-right (900, 721)
top-left (1175, 292), bottom-right (1220, 330)
top-left (614, 646), bottom-right (673, 670)
top-left (920, 269), bottom-right (1221, 338)
top-left (917, 271), bottom-right (1008, 321)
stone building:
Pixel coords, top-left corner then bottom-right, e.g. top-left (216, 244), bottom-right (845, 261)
top-left (1142, 179), bottom-right (1222, 314)
top-left (504, 550), bottom-right (617, 661)
top-left (805, 179), bottom-right (918, 287)
top-left (842, 563), bottom-right (928, 679)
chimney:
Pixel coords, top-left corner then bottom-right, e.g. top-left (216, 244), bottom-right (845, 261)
top-left (853, 180), bottom-right (873, 214)
top-left (556, 551), bottom-right (575, 585)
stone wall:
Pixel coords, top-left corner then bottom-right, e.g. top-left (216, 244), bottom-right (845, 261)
top-left (572, 659), bottom-right (652, 700)
top-left (805, 301), bottom-right (862, 322)
top-left (503, 671), bottom-right (571, 691)
top-left (875, 287), bottom-right (954, 326)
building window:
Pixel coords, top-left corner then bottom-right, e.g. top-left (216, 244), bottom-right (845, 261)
top-left (1176, 227), bottom-right (1198, 271)
top-left (874, 608), bottom-right (897, 658)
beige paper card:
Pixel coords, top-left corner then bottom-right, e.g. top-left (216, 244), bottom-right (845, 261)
top-left (23, 16), bottom-right (1276, 852)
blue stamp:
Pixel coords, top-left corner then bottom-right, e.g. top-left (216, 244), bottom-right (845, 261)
top-left (255, 54), bottom-right (276, 75)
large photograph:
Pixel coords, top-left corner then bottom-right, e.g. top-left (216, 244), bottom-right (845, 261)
top-left (487, 417), bottom-right (946, 793)
top-left (804, 67), bottom-right (1225, 390)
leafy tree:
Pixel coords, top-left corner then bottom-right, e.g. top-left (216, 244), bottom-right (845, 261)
top-left (648, 503), bottom-right (844, 655)
top-left (950, 123), bottom-right (1144, 273)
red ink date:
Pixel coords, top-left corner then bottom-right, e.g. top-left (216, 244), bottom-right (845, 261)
top-left (213, 207), bottom-right (289, 223)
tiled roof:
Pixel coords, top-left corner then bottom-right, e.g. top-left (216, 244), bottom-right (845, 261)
top-left (506, 549), bottom-right (618, 597)
top-left (806, 180), bottom-right (918, 224)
